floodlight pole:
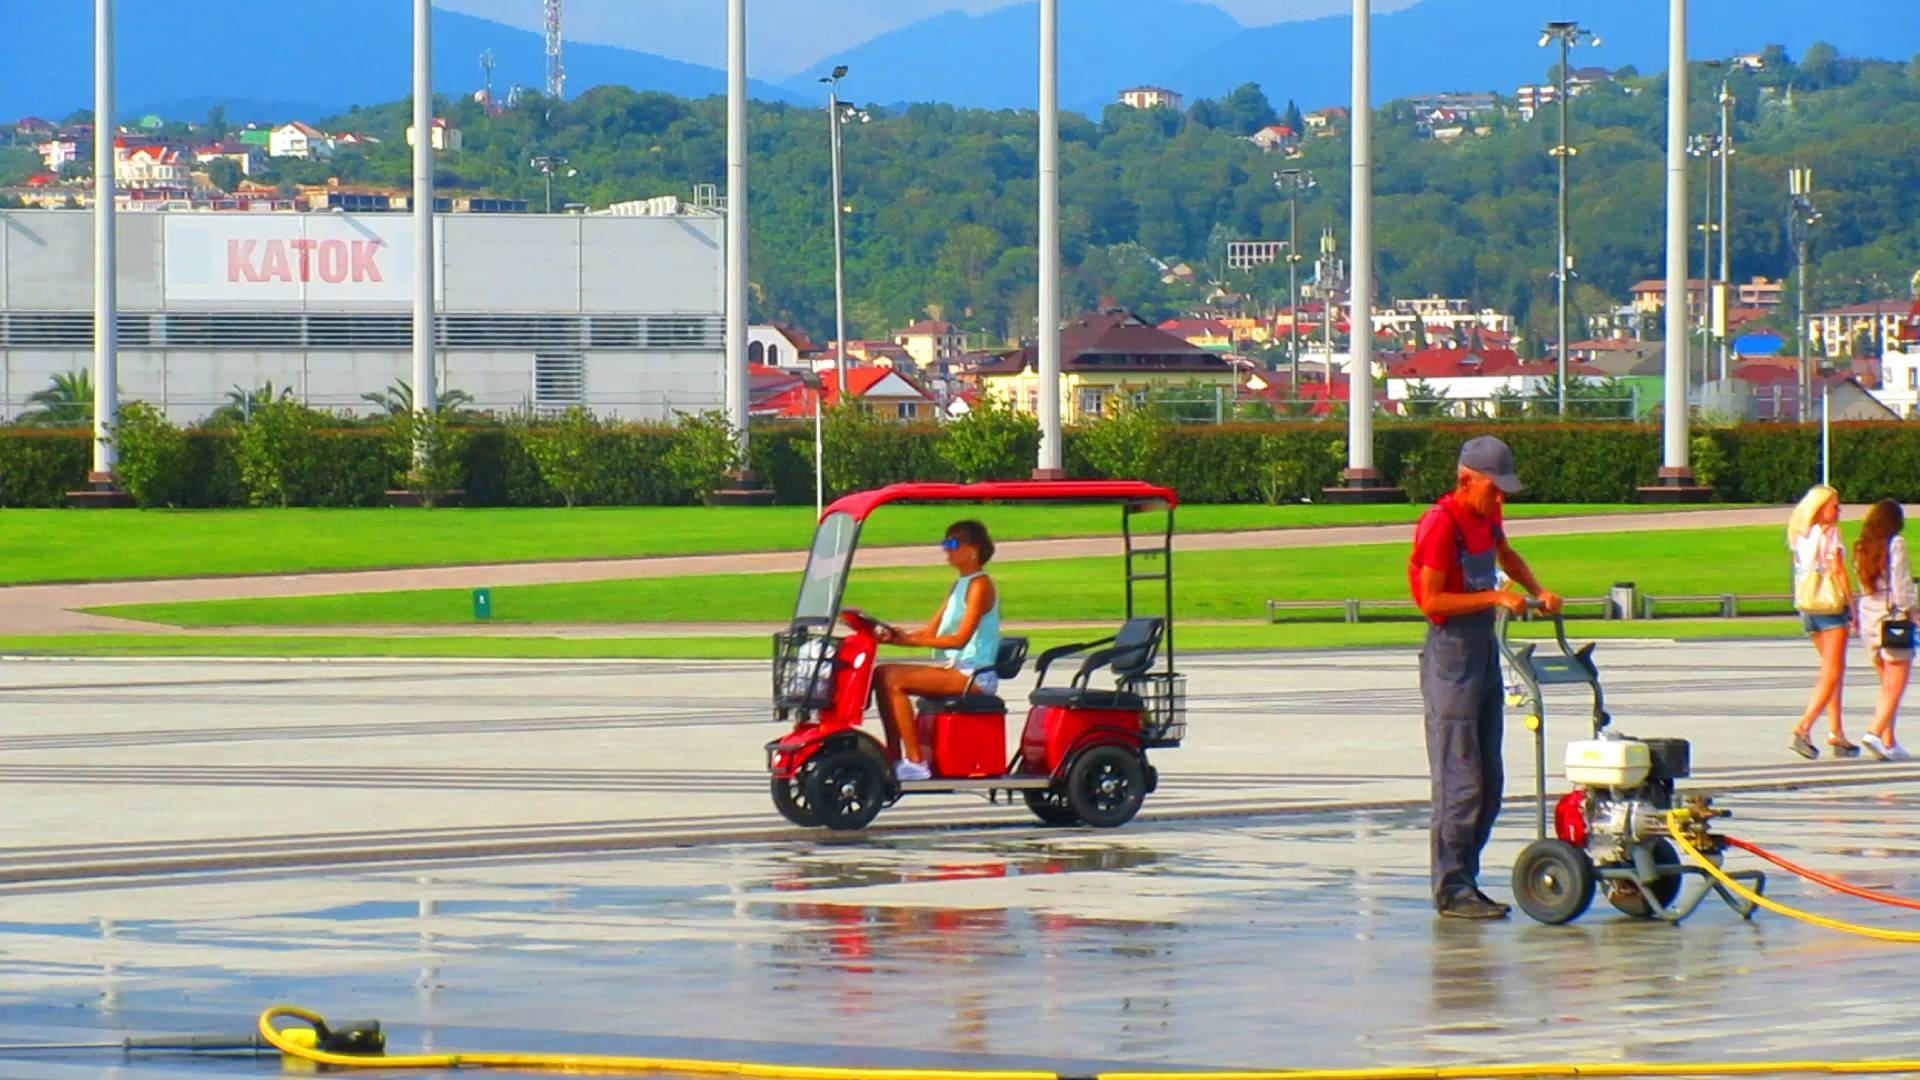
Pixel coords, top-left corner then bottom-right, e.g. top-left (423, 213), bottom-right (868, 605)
top-left (90, 0), bottom-right (118, 486)
top-left (1718, 74), bottom-right (1734, 382)
top-left (825, 70), bottom-right (850, 393)
top-left (1325, 0), bottom-right (1392, 500)
top-left (1034, 0), bottom-right (1063, 478)
top-left (411, 0), bottom-right (437, 444)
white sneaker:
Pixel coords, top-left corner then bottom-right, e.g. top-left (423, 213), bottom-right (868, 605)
top-left (1862, 732), bottom-right (1890, 761)
top-left (1888, 742), bottom-right (1913, 761)
top-left (895, 759), bottom-right (931, 781)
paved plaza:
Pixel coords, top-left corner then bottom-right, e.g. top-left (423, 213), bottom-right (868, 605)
top-left (3, 640), bottom-right (1919, 1076)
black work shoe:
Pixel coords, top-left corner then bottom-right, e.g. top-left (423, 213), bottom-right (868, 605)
top-left (1472, 890), bottom-right (1513, 916)
top-left (1437, 894), bottom-right (1510, 920)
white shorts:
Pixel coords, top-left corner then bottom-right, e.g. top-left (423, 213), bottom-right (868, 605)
top-left (961, 669), bottom-right (1000, 695)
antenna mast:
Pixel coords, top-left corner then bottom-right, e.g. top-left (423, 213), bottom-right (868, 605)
top-left (544, 0), bottom-right (565, 100)
top-left (480, 48), bottom-right (496, 111)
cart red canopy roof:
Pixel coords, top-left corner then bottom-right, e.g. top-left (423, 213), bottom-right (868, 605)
top-left (822, 480), bottom-right (1178, 523)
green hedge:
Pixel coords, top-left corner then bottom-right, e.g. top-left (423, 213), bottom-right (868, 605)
top-left (6, 421), bottom-right (1920, 508)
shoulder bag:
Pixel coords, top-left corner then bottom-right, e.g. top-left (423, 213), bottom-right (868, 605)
top-left (1794, 530), bottom-right (1847, 615)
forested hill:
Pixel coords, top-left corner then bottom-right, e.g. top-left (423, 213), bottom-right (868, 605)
top-left (95, 48), bottom-right (1920, 346)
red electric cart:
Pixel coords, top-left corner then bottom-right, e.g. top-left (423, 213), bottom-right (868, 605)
top-left (765, 480), bottom-right (1186, 832)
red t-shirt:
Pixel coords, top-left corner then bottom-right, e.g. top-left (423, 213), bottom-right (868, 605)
top-left (1408, 493), bottom-right (1504, 624)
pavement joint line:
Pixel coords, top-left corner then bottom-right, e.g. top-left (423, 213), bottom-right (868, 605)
top-left (4, 773), bottom-right (1915, 890)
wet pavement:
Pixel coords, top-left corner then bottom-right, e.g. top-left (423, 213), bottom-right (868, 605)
top-left (5, 641), bottom-right (1920, 1076)
top-left (4, 790), bottom-right (1920, 1078)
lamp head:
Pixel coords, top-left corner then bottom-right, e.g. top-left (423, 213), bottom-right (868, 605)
top-left (1588, 34), bottom-right (1602, 47)
top-left (831, 64), bottom-right (849, 79)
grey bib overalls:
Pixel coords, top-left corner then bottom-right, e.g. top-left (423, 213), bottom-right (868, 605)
top-left (1420, 514), bottom-right (1504, 906)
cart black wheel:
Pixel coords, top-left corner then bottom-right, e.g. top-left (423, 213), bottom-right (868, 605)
top-left (805, 750), bottom-right (889, 832)
top-left (1513, 839), bottom-right (1596, 925)
top-left (1064, 746), bottom-right (1146, 828)
top-left (1607, 839), bottom-right (1683, 919)
top-left (771, 760), bottom-right (821, 827)
top-left (1023, 789), bottom-right (1080, 826)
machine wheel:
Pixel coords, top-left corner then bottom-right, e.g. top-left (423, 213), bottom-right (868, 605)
top-left (1023, 790), bottom-right (1080, 826)
top-left (1064, 746), bottom-right (1146, 828)
top-left (770, 760), bottom-right (821, 827)
top-left (806, 750), bottom-right (889, 831)
top-left (1607, 839), bottom-right (1683, 919)
top-left (1513, 839), bottom-right (1596, 925)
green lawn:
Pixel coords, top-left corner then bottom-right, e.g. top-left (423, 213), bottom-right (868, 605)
top-left (0, 502), bottom-right (1676, 585)
top-left (98, 524), bottom-right (1801, 629)
top-left (0, 618), bottom-right (1799, 660)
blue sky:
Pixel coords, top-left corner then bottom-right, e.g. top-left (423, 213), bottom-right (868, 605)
top-left (439, 0), bottom-right (1421, 79)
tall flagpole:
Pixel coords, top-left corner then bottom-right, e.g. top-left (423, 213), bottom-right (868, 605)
top-left (1034, 0), bottom-right (1063, 478)
top-left (411, 0), bottom-right (437, 441)
top-left (90, 0), bottom-right (118, 488)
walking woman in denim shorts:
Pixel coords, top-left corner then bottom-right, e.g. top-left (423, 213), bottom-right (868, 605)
top-left (1789, 484), bottom-right (1855, 759)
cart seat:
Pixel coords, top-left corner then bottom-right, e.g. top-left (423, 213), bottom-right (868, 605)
top-left (1027, 687), bottom-right (1144, 710)
top-left (917, 637), bottom-right (1029, 717)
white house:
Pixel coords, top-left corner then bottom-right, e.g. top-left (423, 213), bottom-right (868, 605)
top-left (405, 118), bottom-right (463, 152)
top-left (193, 141), bottom-right (267, 177)
top-left (747, 324), bottom-right (815, 369)
top-left (1869, 348), bottom-right (1919, 417)
top-left (1118, 86), bottom-right (1183, 111)
top-left (269, 122), bottom-right (334, 160)
top-left (113, 141), bottom-right (192, 188)
top-left (35, 136), bottom-right (89, 171)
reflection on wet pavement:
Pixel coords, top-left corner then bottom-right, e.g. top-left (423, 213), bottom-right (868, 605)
top-left (6, 790), bottom-right (1920, 1076)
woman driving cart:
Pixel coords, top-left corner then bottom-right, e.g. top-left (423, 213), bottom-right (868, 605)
top-left (872, 520), bottom-right (1001, 781)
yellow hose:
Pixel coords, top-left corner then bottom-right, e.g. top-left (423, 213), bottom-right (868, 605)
top-left (261, 1005), bottom-right (1920, 1079)
top-left (1663, 810), bottom-right (1920, 944)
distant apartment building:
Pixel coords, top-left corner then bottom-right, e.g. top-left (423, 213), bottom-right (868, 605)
top-left (269, 121), bottom-right (334, 159)
top-left (1516, 68), bottom-right (1615, 120)
top-left (1118, 86), bottom-right (1183, 111)
top-left (1808, 302), bottom-right (1911, 358)
top-left (893, 319), bottom-right (966, 374)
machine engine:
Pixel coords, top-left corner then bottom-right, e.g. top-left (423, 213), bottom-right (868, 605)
top-left (1562, 736), bottom-right (1690, 863)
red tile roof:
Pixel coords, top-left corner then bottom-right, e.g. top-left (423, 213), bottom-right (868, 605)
top-left (1389, 346), bottom-right (1602, 380)
top-left (896, 319), bottom-right (957, 336)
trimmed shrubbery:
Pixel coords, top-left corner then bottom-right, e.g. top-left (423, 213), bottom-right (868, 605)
top-left (3, 412), bottom-right (1917, 508)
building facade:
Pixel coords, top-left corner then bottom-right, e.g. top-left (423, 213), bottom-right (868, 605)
top-left (0, 210), bottom-right (725, 423)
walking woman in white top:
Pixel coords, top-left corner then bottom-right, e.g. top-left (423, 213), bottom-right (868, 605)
top-left (1789, 485), bottom-right (1855, 759)
top-left (1854, 499), bottom-right (1915, 760)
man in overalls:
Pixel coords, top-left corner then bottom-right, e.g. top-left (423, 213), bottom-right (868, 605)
top-left (1410, 436), bottom-right (1562, 920)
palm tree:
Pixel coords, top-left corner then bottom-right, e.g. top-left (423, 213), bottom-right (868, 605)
top-left (17, 370), bottom-right (94, 427)
top-left (206, 382), bottom-right (294, 427)
top-left (360, 380), bottom-right (475, 417)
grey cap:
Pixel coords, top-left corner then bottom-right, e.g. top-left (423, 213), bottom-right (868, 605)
top-left (1459, 435), bottom-right (1524, 494)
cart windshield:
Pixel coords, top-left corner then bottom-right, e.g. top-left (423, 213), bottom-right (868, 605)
top-left (792, 511), bottom-right (860, 625)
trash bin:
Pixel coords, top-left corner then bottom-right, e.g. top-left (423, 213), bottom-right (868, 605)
top-left (1609, 582), bottom-right (1637, 621)
top-left (472, 588), bottom-right (492, 621)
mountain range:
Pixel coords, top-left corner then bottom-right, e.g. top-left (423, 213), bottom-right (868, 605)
top-left (790, 0), bottom-right (1920, 113)
top-left (4, 0), bottom-right (1918, 123)
top-left (0, 0), bottom-right (804, 124)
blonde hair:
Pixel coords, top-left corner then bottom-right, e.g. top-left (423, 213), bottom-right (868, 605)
top-left (1787, 484), bottom-right (1839, 546)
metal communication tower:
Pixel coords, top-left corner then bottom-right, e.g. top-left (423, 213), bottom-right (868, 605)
top-left (544, 0), bottom-right (565, 100)
top-left (480, 48), bottom-right (496, 111)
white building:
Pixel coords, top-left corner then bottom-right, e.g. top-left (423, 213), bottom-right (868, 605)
top-left (269, 122), bottom-right (335, 160)
top-left (1873, 343), bottom-right (1920, 418)
top-left (114, 142), bottom-right (192, 189)
top-left (1118, 86), bottom-right (1183, 111)
top-left (0, 209), bottom-right (725, 423)
top-left (405, 118), bottom-right (463, 153)
top-left (35, 136), bottom-right (89, 171)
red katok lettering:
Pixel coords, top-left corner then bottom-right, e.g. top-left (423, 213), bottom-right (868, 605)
top-left (350, 240), bottom-right (384, 283)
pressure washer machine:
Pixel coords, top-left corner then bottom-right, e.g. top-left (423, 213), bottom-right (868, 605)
top-left (1499, 605), bottom-right (1766, 925)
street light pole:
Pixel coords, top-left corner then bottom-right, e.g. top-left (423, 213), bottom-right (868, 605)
top-left (1717, 71), bottom-right (1736, 382)
top-left (1540, 20), bottom-right (1599, 417)
top-left (1275, 169), bottom-right (1312, 407)
top-left (1788, 166), bottom-right (1819, 418)
top-left (724, 0), bottom-right (749, 461)
top-left (1342, 0), bottom-right (1378, 491)
top-left (1688, 131), bottom-right (1717, 391)
top-left (822, 66), bottom-right (850, 394)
